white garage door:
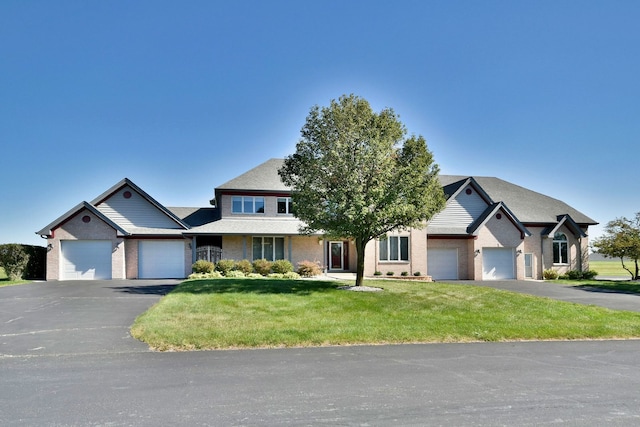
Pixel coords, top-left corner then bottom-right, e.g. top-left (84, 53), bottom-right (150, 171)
top-left (139, 240), bottom-right (185, 279)
top-left (427, 248), bottom-right (458, 280)
top-left (482, 248), bottom-right (515, 280)
top-left (61, 240), bottom-right (112, 280)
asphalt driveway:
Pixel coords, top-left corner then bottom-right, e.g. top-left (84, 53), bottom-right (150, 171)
top-left (454, 279), bottom-right (640, 312)
top-left (0, 279), bottom-right (179, 358)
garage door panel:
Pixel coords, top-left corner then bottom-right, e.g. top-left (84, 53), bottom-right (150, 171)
top-left (61, 240), bottom-right (112, 280)
top-left (482, 248), bottom-right (515, 280)
top-left (428, 248), bottom-right (458, 280)
top-left (139, 240), bottom-right (185, 279)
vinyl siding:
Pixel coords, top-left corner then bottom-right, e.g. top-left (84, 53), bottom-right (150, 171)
top-left (428, 185), bottom-right (488, 228)
top-left (97, 186), bottom-right (181, 229)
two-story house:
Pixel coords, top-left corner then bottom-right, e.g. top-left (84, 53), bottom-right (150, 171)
top-left (37, 158), bottom-right (597, 281)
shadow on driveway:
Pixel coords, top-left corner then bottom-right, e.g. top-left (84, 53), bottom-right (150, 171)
top-left (108, 284), bottom-right (178, 295)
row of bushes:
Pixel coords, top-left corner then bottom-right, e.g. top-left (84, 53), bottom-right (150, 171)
top-left (191, 259), bottom-right (322, 279)
top-left (543, 269), bottom-right (598, 280)
top-left (374, 271), bottom-right (422, 277)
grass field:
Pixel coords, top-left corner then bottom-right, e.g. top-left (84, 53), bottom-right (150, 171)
top-left (131, 278), bottom-right (640, 351)
top-left (590, 260), bottom-right (636, 277)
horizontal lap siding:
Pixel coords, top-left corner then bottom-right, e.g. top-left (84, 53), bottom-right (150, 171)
top-left (97, 186), bottom-right (181, 229)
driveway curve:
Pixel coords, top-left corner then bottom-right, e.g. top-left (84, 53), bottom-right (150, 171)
top-left (0, 280), bottom-right (179, 358)
top-left (452, 280), bottom-right (640, 312)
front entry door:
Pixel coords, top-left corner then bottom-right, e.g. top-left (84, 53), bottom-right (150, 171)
top-left (330, 241), bottom-right (344, 270)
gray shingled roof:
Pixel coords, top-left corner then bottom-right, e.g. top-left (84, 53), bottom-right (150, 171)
top-left (215, 159), bottom-right (596, 226)
top-left (187, 217), bottom-right (316, 235)
top-left (217, 158), bottom-right (289, 192)
top-left (438, 175), bottom-right (597, 225)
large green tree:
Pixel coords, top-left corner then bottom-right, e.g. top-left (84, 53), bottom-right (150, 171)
top-left (279, 94), bottom-right (446, 286)
top-left (592, 212), bottom-right (640, 280)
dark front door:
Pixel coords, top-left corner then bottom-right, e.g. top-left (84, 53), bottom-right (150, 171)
top-left (330, 242), bottom-right (343, 270)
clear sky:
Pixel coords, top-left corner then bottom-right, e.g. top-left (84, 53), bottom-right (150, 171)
top-left (1, 1), bottom-right (638, 247)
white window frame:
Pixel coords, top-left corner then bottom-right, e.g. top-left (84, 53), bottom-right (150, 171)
top-left (277, 197), bottom-right (293, 215)
top-left (379, 235), bottom-right (410, 262)
top-left (553, 233), bottom-right (568, 264)
top-left (252, 236), bottom-right (285, 261)
top-left (232, 196), bottom-right (265, 214)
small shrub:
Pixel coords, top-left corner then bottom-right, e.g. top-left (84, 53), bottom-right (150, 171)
top-left (297, 260), bottom-right (322, 277)
top-left (386, 271), bottom-right (394, 276)
top-left (374, 271), bottom-right (382, 276)
top-left (272, 259), bottom-right (294, 274)
top-left (413, 271), bottom-right (421, 276)
top-left (543, 269), bottom-right (559, 280)
top-left (215, 259), bottom-right (235, 275)
top-left (268, 273), bottom-right (285, 279)
top-left (253, 258), bottom-right (273, 276)
top-left (561, 269), bottom-right (599, 280)
top-left (284, 271), bottom-right (301, 279)
top-left (0, 244), bottom-right (30, 281)
top-left (192, 260), bottom-right (214, 274)
top-left (401, 271), bottom-right (408, 276)
top-left (583, 270), bottom-right (598, 280)
top-left (225, 270), bottom-right (246, 278)
top-left (234, 259), bottom-right (253, 275)
top-left (246, 273), bottom-right (264, 279)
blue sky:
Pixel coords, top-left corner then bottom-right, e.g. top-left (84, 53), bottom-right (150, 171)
top-left (1, 1), bottom-right (638, 247)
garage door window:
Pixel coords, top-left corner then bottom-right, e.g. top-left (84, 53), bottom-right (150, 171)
top-left (379, 236), bottom-right (409, 261)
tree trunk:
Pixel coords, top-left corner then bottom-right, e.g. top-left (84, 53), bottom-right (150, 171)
top-left (354, 237), bottom-right (367, 287)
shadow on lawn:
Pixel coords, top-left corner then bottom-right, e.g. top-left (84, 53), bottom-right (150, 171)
top-left (173, 278), bottom-right (340, 295)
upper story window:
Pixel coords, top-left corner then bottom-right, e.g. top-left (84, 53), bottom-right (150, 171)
top-left (232, 196), bottom-right (265, 214)
top-left (379, 235), bottom-right (409, 262)
top-left (277, 197), bottom-right (293, 214)
top-left (553, 232), bottom-right (568, 264)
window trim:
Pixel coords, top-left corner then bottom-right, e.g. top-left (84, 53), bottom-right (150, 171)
top-left (232, 196), bottom-right (265, 214)
top-left (252, 236), bottom-right (285, 261)
top-left (553, 232), bottom-right (569, 265)
top-left (277, 197), bottom-right (294, 215)
top-left (379, 235), bottom-right (410, 262)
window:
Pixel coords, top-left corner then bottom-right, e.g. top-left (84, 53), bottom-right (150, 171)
top-left (553, 232), bottom-right (568, 264)
top-left (252, 237), bottom-right (285, 261)
top-left (379, 236), bottom-right (409, 261)
top-left (232, 196), bottom-right (264, 214)
top-left (277, 197), bottom-right (293, 214)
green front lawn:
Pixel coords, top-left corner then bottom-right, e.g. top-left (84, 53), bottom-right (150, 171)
top-left (590, 260), bottom-right (636, 278)
top-left (131, 278), bottom-right (640, 351)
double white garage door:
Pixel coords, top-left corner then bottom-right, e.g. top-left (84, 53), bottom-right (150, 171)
top-left (427, 247), bottom-right (515, 281)
top-left (61, 240), bottom-right (185, 280)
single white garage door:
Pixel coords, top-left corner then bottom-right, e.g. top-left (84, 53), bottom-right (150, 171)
top-left (61, 240), bottom-right (112, 280)
top-left (482, 248), bottom-right (515, 280)
top-left (139, 240), bottom-right (185, 279)
top-left (428, 248), bottom-right (458, 280)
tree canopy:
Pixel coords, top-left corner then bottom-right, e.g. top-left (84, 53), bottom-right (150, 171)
top-left (592, 212), bottom-right (640, 280)
top-left (279, 94), bottom-right (445, 286)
